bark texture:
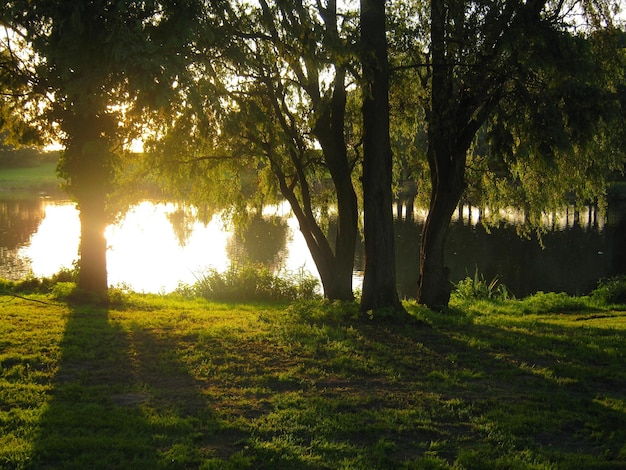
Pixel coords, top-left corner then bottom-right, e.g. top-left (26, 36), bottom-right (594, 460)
top-left (359, 0), bottom-right (404, 314)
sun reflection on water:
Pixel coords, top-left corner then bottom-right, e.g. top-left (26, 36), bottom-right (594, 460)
top-left (18, 199), bottom-right (319, 293)
top-left (106, 201), bottom-right (232, 292)
top-left (21, 202), bottom-right (80, 276)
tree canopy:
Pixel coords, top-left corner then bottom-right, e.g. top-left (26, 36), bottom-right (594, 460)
top-left (384, 0), bottom-right (626, 308)
top-left (146, 0), bottom-right (362, 300)
top-left (1, 0), bottom-right (623, 308)
top-left (1, 0), bottom-right (204, 297)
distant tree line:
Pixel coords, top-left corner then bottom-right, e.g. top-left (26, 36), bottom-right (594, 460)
top-left (0, 141), bottom-right (59, 169)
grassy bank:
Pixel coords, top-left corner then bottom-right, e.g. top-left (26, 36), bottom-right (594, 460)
top-left (0, 161), bottom-right (61, 195)
top-left (0, 292), bottom-right (625, 469)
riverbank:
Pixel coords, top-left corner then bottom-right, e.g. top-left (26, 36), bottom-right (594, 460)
top-left (1, 292), bottom-right (625, 468)
top-left (0, 161), bottom-right (63, 196)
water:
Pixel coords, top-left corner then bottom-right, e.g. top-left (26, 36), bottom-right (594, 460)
top-left (394, 204), bottom-right (625, 298)
top-left (1, 196), bottom-right (624, 297)
top-left (0, 199), bottom-right (317, 293)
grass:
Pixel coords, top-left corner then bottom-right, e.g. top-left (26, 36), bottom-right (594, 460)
top-left (0, 292), bottom-right (625, 469)
top-left (0, 162), bottom-right (61, 194)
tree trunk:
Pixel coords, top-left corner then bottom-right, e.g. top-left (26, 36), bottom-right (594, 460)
top-left (77, 191), bottom-right (108, 297)
top-left (359, 0), bottom-right (404, 314)
top-left (328, 178), bottom-right (358, 300)
top-left (417, 158), bottom-right (464, 309)
top-left (63, 115), bottom-right (111, 300)
top-left (416, 0), bottom-right (468, 310)
top-left (314, 67), bottom-right (358, 301)
top-left (272, 162), bottom-right (354, 301)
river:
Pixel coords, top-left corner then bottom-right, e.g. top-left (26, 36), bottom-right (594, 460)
top-left (1, 195), bottom-right (624, 297)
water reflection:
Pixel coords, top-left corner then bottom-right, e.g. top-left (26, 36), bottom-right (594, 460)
top-left (227, 214), bottom-right (290, 271)
top-left (165, 205), bottom-right (197, 248)
top-left (393, 201), bottom-right (625, 298)
top-left (5, 199), bottom-right (317, 293)
top-left (26, 203), bottom-right (81, 278)
top-left (106, 202), bottom-right (230, 292)
top-left (0, 197), bottom-right (46, 279)
top-left (2, 196), bottom-right (624, 297)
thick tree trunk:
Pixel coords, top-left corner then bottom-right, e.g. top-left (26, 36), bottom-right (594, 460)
top-left (417, 0), bottom-right (467, 310)
top-left (274, 165), bottom-right (354, 301)
top-left (417, 163), bottom-right (464, 309)
top-left (359, 0), bottom-right (404, 314)
top-left (313, 67), bottom-right (358, 301)
top-left (63, 115), bottom-right (111, 299)
top-left (77, 191), bottom-right (108, 297)
top-left (417, 137), bottom-right (469, 308)
top-left (328, 178), bottom-right (358, 300)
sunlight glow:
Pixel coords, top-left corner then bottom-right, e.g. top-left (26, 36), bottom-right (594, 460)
top-left (129, 138), bottom-right (145, 153)
top-left (21, 202), bottom-right (80, 276)
top-left (18, 199), bottom-right (321, 293)
top-left (106, 202), bottom-right (231, 292)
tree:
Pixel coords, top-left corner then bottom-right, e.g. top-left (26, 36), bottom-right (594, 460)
top-left (396, 0), bottom-right (626, 309)
top-left (359, 0), bottom-right (406, 314)
top-left (1, 0), bottom-right (202, 298)
top-left (149, 0), bottom-right (361, 301)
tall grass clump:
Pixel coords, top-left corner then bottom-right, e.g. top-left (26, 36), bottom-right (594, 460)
top-left (452, 267), bottom-right (512, 302)
top-left (517, 291), bottom-right (588, 313)
top-left (179, 263), bottom-right (321, 302)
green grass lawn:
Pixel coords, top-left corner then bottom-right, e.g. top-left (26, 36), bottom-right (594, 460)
top-left (0, 162), bottom-right (61, 194)
top-left (1, 293), bottom-right (625, 469)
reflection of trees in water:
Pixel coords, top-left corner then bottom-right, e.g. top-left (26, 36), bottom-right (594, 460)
top-left (392, 206), bottom-right (621, 299)
top-left (0, 198), bottom-right (46, 279)
top-left (608, 199), bottom-right (626, 277)
top-left (0, 198), bottom-right (45, 248)
top-left (166, 205), bottom-right (196, 248)
top-left (227, 214), bottom-right (290, 271)
top-left (394, 218), bottom-right (421, 299)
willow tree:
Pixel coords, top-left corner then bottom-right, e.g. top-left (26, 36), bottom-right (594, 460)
top-left (1, 0), bottom-right (202, 298)
top-left (392, 0), bottom-right (625, 309)
top-left (149, 0), bottom-right (361, 301)
top-left (359, 0), bottom-right (405, 314)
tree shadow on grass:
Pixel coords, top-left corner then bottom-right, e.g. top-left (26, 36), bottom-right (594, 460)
top-left (358, 309), bottom-right (626, 467)
top-left (275, 304), bottom-right (626, 467)
top-left (28, 305), bottom-right (228, 469)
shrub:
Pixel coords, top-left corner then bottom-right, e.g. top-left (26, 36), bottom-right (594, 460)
top-left (1, 268), bottom-right (77, 295)
top-left (182, 263), bottom-right (321, 302)
top-left (519, 291), bottom-right (587, 313)
top-left (49, 282), bottom-right (77, 301)
top-left (591, 276), bottom-right (626, 305)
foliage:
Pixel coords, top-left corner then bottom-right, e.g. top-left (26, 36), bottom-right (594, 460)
top-left (0, 268), bottom-right (74, 295)
top-left (383, 1), bottom-right (626, 308)
top-left (389, 1), bottom-right (626, 225)
top-left (1, 0), bottom-right (207, 295)
top-left (452, 267), bottom-right (512, 302)
top-left (517, 291), bottom-right (590, 314)
top-left (3, 0), bottom-right (624, 305)
top-left (179, 263), bottom-right (321, 303)
top-left (591, 275), bottom-right (626, 305)
top-left (144, 0), bottom-right (362, 300)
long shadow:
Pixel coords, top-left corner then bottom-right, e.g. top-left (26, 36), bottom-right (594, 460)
top-left (354, 311), bottom-right (626, 465)
top-left (27, 303), bottom-right (626, 468)
top-left (28, 304), bottom-right (224, 469)
top-left (277, 306), bottom-right (626, 466)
